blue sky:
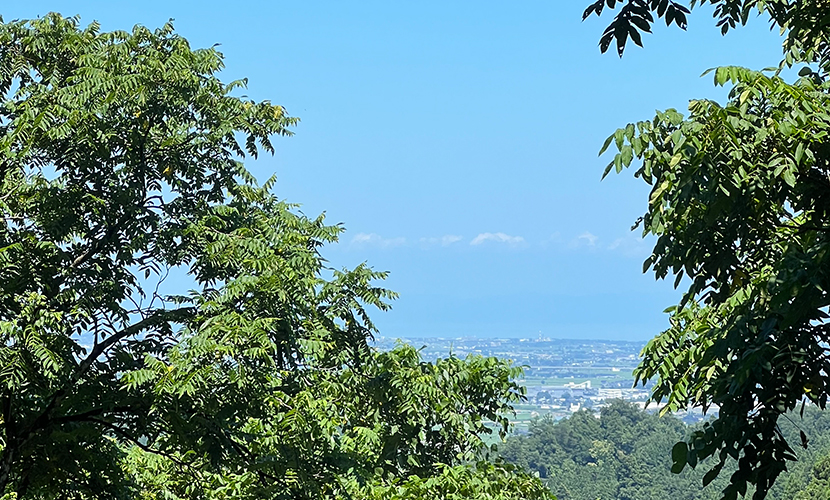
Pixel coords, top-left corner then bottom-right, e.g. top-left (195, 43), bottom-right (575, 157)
top-left (5, 2), bottom-right (786, 340)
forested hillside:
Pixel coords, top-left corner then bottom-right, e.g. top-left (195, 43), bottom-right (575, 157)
top-left (501, 401), bottom-right (830, 500)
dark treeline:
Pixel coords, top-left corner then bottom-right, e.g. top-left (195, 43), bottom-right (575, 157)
top-left (500, 400), bottom-right (830, 500)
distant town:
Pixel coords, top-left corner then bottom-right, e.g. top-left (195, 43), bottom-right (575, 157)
top-left (372, 335), bottom-right (708, 431)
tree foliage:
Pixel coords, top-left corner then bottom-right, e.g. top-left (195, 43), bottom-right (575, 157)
top-left (790, 455), bottom-right (830, 500)
top-left (582, 0), bottom-right (830, 64)
top-left (502, 401), bottom-right (830, 500)
top-left (502, 401), bottom-right (732, 500)
top-left (0, 14), bottom-right (551, 500)
top-left (584, 0), bottom-right (830, 498)
top-left (602, 50), bottom-right (830, 500)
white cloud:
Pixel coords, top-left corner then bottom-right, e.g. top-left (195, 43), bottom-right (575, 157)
top-left (420, 235), bottom-right (464, 247)
top-left (607, 238), bottom-right (624, 250)
top-left (565, 231), bottom-right (599, 250)
top-left (607, 235), bottom-right (651, 257)
top-left (470, 232), bottom-right (525, 246)
top-left (577, 231), bottom-right (598, 246)
top-left (350, 233), bottom-right (406, 249)
top-left (542, 230), bottom-right (650, 256)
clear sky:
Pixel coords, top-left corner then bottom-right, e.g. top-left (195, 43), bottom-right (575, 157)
top-left (5, 1), bottom-right (787, 340)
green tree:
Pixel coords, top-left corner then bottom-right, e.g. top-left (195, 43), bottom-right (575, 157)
top-left (501, 401), bottom-right (732, 500)
top-left (582, 1), bottom-right (830, 499)
top-left (597, 26), bottom-right (830, 500)
top-left (582, 0), bottom-right (829, 65)
top-left (791, 455), bottom-right (830, 500)
top-left (0, 14), bottom-right (552, 500)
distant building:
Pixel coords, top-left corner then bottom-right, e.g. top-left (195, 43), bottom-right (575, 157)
top-left (543, 381), bottom-right (592, 398)
top-left (598, 388), bottom-right (625, 399)
top-left (561, 381), bottom-right (591, 389)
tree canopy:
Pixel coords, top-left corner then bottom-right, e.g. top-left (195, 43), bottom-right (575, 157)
top-left (0, 14), bottom-right (551, 500)
top-left (584, 0), bottom-right (830, 499)
top-left (502, 400), bottom-right (830, 500)
top-left (593, 7), bottom-right (830, 500)
top-left (503, 401), bottom-right (733, 500)
top-left (583, 0), bottom-right (830, 64)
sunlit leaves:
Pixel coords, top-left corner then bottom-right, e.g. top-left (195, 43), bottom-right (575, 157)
top-left (604, 65), bottom-right (830, 498)
top-left (0, 14), bottom-right (550, 500)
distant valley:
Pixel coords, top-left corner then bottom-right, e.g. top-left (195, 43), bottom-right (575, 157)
top-left (372, 336), bottom-right (708, 430)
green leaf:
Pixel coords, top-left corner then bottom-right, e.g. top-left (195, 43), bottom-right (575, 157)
top-left (621, 145), bottom-right (633, 166)
top-left (715, 67), bottom-right (730, 86)
top-left (779, 121), bottom-right (794, 136)
top-left (669, 153), bottom-right (682, 167)
top-left (782, 167), bottom-right (797, 187)
top-left (671, 441), bottom-right (688, 474)
top-left (702, 465), bottom-right (720, 486)
top-left (599, 134), bottom-right (615, 156)
top-left (625, 122), bottom-right (636, 141)
top-left (615, 128), bottom-right (625, 149)
top-left (602, 160), bottom-right (615, 179)
top-left (795, 142), bottom-right (805, 165)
